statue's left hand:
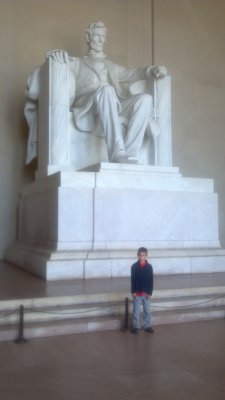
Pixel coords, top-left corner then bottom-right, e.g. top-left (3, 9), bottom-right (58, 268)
top-left (147, 65), bottom-right (167, 79)
top-left (46, 49), bottom-right (70, 64)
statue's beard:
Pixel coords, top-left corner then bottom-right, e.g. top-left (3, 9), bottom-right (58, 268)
top-left (86, 49), bottom-right (106, 59)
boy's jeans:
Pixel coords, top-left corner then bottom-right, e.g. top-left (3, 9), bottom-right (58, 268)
top-left (132, 295), bottom-right (151, 329)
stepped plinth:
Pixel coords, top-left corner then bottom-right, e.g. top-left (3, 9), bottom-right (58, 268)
top-left (6, 163), bottom-right (225, 280)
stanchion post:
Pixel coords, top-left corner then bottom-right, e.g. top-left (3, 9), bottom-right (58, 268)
top-left (121, 297), bottom-right (129, 332)
top-left (15, 305), bottom-right (28, 344)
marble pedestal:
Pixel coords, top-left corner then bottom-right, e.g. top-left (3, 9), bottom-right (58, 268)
top-left (6, 164), bottom-right (225, 280)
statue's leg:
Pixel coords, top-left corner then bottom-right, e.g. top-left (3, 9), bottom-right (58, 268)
top-left (94, 85), bottom-right (127, 162)
top-left (121, 94), bottom-right (153, 159)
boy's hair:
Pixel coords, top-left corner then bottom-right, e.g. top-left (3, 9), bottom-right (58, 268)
top-left (137, 247), bottom-right (148, 255)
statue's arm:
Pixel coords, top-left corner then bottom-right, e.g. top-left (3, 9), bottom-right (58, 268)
top-left (113, 62), bottom-right (167, 84)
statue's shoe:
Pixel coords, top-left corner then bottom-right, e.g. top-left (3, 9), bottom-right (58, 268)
top-left (112, 155), bottom-right (138, 164)
top-left (127, 156), bottom-right (139, 164)
top-left (111, 151), bottom-right (138, 164)
top-left (111, 151), bottom-right (127, 163)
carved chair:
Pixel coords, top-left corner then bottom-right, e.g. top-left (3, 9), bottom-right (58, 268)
top-left (25, 58), bottom-right (172, 178)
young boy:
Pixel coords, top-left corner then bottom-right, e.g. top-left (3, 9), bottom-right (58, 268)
top-left (131, 247), bottom-right (154, 334)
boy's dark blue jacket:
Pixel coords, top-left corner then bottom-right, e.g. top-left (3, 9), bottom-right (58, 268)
top-left (131, 260), bottom-right (153, 295)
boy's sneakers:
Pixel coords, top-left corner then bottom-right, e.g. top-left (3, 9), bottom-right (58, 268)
top-left (131, 327), bottom-right (154, 334)
top-left (144, 327), bottom-right (154, 334)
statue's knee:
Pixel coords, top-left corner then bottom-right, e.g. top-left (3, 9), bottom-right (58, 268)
top-left (100, 85), bottom-right (116, 97)
top-left (136, 93), bottom-right (153, 112)
top-left (142, 93), bottom-right (153, 107)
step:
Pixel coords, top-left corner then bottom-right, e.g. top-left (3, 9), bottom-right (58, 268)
top-left (1, 290), bottom-right (225, 326)
top-left (0, 282), bottom-right (225, 342)
top-left (0, 302), bottom-right (125, 326)
top-left (153, 305), bottom-right (225, 326)
top-left (0, 316), bottom-right (123, 342)
top-left (1, 303), bottom-right (224, 343)
top-left (1, 284), bottom-right (225, 311)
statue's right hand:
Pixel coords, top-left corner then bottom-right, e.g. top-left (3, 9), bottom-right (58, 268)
top-left (46, 49), bottom-right (70, 64)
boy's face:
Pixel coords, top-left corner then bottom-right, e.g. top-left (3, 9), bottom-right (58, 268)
top-left (137, 252), bottom-right (147, 262)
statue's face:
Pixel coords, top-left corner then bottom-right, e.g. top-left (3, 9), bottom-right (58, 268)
top-left (88, 28), bottom-right (106, 52)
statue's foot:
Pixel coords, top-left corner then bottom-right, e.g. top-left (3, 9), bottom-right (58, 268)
top-left (112, 155), bottom-right (138, 164)
top-left (111, 151), bottom-right (128, 163)
top-left (127, 156), bottom-right (139, 164)
top-left (112, 155), bottom-right (127, 163)
top-left (111, 151), bottom-right (139, 164)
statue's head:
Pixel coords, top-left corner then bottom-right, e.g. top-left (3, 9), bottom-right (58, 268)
top-left (85, 21), bottom-right (107, 53)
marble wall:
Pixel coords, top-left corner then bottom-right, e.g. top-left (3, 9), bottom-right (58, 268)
top-left (1, 0), bottom-right (225, 259)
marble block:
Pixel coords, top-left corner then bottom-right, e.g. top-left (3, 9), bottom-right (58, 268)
top-left (6, 165), bottom-right (224, 280)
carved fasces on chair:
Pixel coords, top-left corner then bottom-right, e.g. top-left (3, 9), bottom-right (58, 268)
top-left (38, 58), bottom-right (75, 176)
top-left (155, 77), bottom-right (172, 167)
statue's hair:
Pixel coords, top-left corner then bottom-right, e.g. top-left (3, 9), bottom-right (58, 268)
top-left (85, 21), bottom-right (107, 42)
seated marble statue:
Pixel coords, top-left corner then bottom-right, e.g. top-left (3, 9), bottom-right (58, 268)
top-left (25, 21), bottom-right (168, 166)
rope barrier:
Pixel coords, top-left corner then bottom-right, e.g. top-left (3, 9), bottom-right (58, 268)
top-left (1, 294), bottom-right (225, 318)
top-left (26, 301), bottom-right (124, 316)
top-left (151, 294), bottom-right (225, 310)
top-left (0, 294), bottom-right (224, 343)
top-left (0, 310), bottom-right (17, 318)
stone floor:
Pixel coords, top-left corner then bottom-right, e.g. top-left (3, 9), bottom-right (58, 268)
top-left (0, 319), bottom-right (224, 400)
top-left (1, 261), bottom-right (225, 399)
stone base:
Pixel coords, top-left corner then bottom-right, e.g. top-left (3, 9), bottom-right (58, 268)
top-left (6, 164), bottom-right (223, 280)
top-left (6, 245), bottom-right (225, 281)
